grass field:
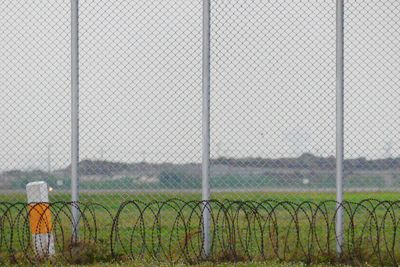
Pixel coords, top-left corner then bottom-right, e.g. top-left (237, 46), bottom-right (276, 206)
top-left (87, 260), bottom-right (354, 267)
top-left (2, 190), bottom-right (399, 203)
top-left (1, 191), bottom-right (399, 266)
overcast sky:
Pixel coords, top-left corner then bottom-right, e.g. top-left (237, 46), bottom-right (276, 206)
top-left (0, 0), bottom-right (399, 171)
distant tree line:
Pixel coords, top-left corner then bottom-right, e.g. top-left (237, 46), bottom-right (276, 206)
top-left (211, 153), bottom-right (400, 170)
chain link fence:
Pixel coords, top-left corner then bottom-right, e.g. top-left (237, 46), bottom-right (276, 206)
top-left (0, 0), bottom-right (71, 201)
top-left (0, 0), bottom-right (399, 219)
top-left (78, 0), bottom-right (202, 204)
top-left (210, 0), bottom-right (336, 198)
top-left (344, 0), bottom-right (400, 197)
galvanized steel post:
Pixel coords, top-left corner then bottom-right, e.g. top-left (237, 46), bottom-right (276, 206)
top-left (202, 0), bottom-right (211, 258)
top-left (336, 0), bottom-right (345, 255)
top-left (71, 0), bottom-right (80, 244)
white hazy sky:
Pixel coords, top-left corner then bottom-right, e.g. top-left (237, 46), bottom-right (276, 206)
top-left (0, 0), bottom-right (399, 171)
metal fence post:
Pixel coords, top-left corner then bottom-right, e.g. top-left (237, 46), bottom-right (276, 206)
top-left (71, 0), bottom-right (80, 243)
top-left (202, 0), bottom-right (211, 258)
top-left (336, 0), bottom-right (345, 255)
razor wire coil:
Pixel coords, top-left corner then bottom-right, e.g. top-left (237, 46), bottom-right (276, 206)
top-left (0, 199), bottom-right (400, 266)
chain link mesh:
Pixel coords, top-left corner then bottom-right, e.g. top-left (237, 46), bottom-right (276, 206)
top-left (78, 0), bottom-right (202, 204)
top-left (0, 0), bottom-right (399, 224)
top-left (0, 0), bottom-right (70, 201)
top-left (210, 0), bottom-right (336, 199)
top-left (344, 0), bottom-right (400, 196)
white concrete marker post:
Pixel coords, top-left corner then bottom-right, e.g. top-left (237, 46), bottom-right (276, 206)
top-left (26, 181), bottom-right (55, 257)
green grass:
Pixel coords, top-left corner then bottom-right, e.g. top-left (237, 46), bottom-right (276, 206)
top-left (2, 190), bottom-right (400, 203)
top-left (1, 191), bottom-right (399, 266)
top-left (61, 190), bottom-right (400, 203)
top-left (3, 260), bottom-right (354, 267)
top-left (85, 260), bottom-right (354, 267)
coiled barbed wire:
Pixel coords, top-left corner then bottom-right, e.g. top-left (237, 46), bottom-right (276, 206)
top-left (0, 199), bottom-right (400, 266)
